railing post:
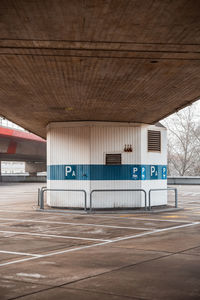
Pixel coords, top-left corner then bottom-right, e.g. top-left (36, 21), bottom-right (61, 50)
top-left (90, 191), bottom-right (93, 212)
top-left (84, 190), bottom-right (87, 211)
top-left (38, 188), bottom-right (40, 206)
top-left (175, 188), bottom-right (178, 208)
top-left (143, 190), bottom-right (147, 211)
top-left (148, 190), bottom-right (151, 211)
top-left (40, 189), bottom-right (44, 209)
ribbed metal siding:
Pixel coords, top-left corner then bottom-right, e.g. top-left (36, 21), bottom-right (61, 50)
top-left (47, 126), bottom-right (90, 207)
top-left (91, 126), bottom-right (141, 164)
top-left (47, 123), bottom-right (167, 209)
top-left (47, 126), bottom-right (90, 165)
top-left (90, 126), bottom-right (143, 208)
top-left (141, 126), bottom-right (167, 206)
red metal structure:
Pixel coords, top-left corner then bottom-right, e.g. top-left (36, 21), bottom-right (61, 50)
top-left (0, 125), bottom-right (46, 177)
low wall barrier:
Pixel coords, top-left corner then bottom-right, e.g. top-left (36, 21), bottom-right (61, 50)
top-left (168, 176), bottom-right (200, 185)
top-left (0, 175), bottom-right (46, 183)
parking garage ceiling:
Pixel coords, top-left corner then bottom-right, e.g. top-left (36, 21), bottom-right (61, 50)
top-left (0, 0), bottom-right (200, 138)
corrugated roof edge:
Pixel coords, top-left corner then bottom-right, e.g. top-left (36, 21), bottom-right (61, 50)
top-left (155, 122), bottom-right (166, 128)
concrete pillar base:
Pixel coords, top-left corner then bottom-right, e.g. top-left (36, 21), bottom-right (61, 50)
top-left (25, 162), bottom-right (46, 176)
top-left (47, 121), bottom-right (168, 209)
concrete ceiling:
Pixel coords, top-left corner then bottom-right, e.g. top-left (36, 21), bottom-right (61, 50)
top-left (0, 0), bottom-right (200, 138)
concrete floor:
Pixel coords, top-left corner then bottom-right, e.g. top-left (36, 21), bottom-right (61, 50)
top-left (0, 183), bottom-right (199, 300)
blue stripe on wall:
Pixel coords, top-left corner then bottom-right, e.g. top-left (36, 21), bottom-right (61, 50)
top-left (48, 164), bottom-right (167, 181)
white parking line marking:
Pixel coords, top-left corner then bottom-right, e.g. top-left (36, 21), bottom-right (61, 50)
top-left (1, 221), bottom-right (199, 267)
top-left (41, 221), bottom-right (200, 257)
top-left (0, 250), bottom-right (42, 257)
top-left (42, 240), bottom-right (111, 258)
top-left (0, 217), bottom-right (152, 231)
top-left (16, 272), bottom-right (46, 279)
top-left (111, 222), bottom-right (200, 242)
top-left (0, 230), bottom-right (111, 242)
top-left (0, 256), bottom-right (41, 267)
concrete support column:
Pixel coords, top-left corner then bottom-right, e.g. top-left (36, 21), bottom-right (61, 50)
top-left (47, 122), bottom-right (168, 209)
top-left (25, 162), bottom-right (46, 177)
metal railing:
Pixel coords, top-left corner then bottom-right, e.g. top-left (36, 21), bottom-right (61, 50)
top-left (38, 186), bottom-right (47, 206)
top-left (90, 189), bottom-right (147, 212)
top-left (148, 188), bottom-right (178, 211)
top-left (39, 188), bottom-right (87, 211)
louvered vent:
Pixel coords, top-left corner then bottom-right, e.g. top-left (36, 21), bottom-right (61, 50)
top-left (148, 130), bottom-right (161, 152)
top-left (106, 154), bottom-right (122, 165)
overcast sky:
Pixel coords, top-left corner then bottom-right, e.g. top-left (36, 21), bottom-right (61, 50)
top-left (162, 98), bottom-right (200, 123)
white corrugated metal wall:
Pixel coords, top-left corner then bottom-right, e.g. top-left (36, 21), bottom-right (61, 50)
top-left (90, 124), bottom-right (142, 208)
top-left (47, 124), bottom-right (90, 207)
top-left (47, 122), bottom-right (167, 209)
top-left (141, 125), bottom-right (167, 206)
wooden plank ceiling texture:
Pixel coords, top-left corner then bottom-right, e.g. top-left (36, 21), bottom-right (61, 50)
top-left (0, 0), bottom-right (200, 137)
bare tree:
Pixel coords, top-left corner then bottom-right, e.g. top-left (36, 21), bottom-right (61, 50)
top-left (162, 103), bottom-right (200, 176)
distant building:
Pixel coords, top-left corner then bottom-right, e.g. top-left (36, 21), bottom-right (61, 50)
top-left (1, 161), bottom-right (25, 174)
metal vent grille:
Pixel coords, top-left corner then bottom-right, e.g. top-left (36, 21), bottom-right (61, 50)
top-left (106, 154), bottom-right (122, 165)
top-left (148, 130), bottom-right (161, 152)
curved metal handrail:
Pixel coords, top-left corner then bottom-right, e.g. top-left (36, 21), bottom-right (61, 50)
top-left (40, 188), bottom-right (87, 211)
top-left (38, 186), bottom-right (47, 206)
top-left (90, 189), bottom-right (147, 212)
top-left (148, 188), bottom-right (178, 210)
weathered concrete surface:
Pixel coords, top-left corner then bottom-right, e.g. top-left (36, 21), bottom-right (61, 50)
top-left (0, 1), bottom-right (200, 137)
top-left (0, 176), bottom-right (46, 183)
top-left (168, 176), bottom-right (200, 185)
top-left (25, 162), bottom-right (46, 177)
top-left (0, 183), bottom-right (199, 299)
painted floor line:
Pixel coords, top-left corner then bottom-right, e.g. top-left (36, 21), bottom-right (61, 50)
top-left (0, 221), bottom-right (199, 267)
top-left (0, 230), bottom-right (111, 242)
top-left (0, 250), bottom-right (42, 257)
top-left (111, 222), bottom-right (200, 242)
top-left (0, 217), bottom-right (152, 231)
top-left (32, 222), bottom-right (200, 258)
top-left (42, 241), bottom-right (111, 258)
top-left (0, 256), bottom-right (41, 267)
